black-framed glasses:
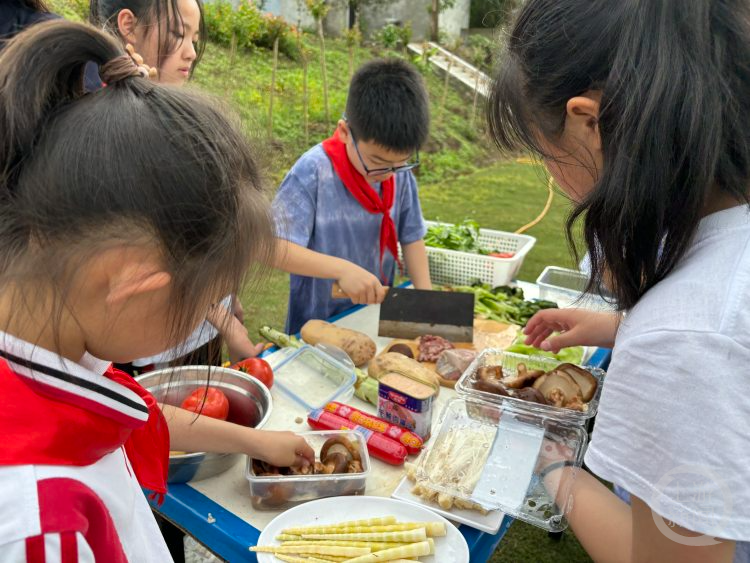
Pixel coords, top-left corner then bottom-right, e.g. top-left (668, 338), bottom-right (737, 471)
top-left (344, 117), bottom-right (420, 177)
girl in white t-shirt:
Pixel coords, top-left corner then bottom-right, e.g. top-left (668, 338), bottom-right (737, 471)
top-left (488, 0), bottom-right (750, 561)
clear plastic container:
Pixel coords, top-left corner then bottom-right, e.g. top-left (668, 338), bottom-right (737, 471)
top-left (412, 398), bottom-right (587, 532)
top-left (535, 266), bottom-right (616, 311)
top-left (270, 345), bottom-right (356, 411)
top-left (246, 430), bottom-right (370, 510)
top-left (455, 349), bottom-right (606, 423)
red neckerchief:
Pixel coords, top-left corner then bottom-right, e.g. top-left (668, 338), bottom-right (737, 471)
top-left (0, 356), bottom-right (169, 504)
top-left (322, 130), bottom-right (401, 280)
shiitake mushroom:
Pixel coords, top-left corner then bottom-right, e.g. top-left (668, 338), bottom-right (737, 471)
top-left (251, 436), bottom-right (363, 479)
top-left (473, 378), bottom-right (510, 396)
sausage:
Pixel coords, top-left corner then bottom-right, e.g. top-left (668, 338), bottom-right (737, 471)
top-left (308, 409), bottom-right (408, 465)
top-left (324, 402), bottom-right (423, 454)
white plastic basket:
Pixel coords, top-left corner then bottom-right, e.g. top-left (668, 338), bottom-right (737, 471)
top-left (402, 220), bottom-right (536, 287)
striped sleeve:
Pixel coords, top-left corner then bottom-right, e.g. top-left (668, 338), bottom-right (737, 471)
top-left (0, 532), bottom-right (94, 563)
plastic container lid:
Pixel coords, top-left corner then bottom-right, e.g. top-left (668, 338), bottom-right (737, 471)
top-left (413, 397), bottom-right (587, 532)
top-left (455, 349), bottom-right (606, 423)
top-left (271, 344), bottom-right (356, 411)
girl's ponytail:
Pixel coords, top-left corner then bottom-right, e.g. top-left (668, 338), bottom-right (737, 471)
top-left (0, 20), bottom-right (272, 350)
top-left (0, 21), bottom-right (124, 193)
top-left (489, 0), bottom-right (750, 309)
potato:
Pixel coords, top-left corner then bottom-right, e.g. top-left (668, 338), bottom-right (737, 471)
top-left (368, 353), bottom-right (440, 392)
top-left (301, 320), bottom-right (376, 367)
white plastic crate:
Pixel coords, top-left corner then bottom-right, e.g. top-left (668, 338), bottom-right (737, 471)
top-left (401, 220), bottom-right (536, 287)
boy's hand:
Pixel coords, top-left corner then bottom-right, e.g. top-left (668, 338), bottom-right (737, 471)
top-left (337, 264), bottom-right (387, 305)
top-left (255, 431), bottom-right (315, 469)
top-left (523, 309), bottom-right (620, 352)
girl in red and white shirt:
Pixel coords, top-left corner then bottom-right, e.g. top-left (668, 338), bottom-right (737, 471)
top-left (0, 20), bottom-right (311, 562)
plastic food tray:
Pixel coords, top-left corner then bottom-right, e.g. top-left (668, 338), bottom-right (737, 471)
top-left (413, 398), bottom-right (587, 532)
top-left (455, 349), bottom-right (606, 423)
top-left (535, 266), bottom-right (616, 311)
top-left (246, 430), bottom-right (370, 511)
top-left (399, 220), bottom-right (536, 287)
top-left (270, 345), bottom-right (356, 411)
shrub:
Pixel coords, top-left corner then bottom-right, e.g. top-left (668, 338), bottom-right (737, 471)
top-left (376, 23), bottom-right (401, 49)
top-left (47, 0), bottom-right (88, 21)
top-left (375, 22), bottom-right (411, 51)
top-left (257, 14), bottom-right (299, 59)
top-left (204, 1), bottom-right (298, 59)
top-left (396, 22), bottom-right (412, 49)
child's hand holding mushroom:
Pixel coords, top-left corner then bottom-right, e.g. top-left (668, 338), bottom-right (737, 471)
top-left (253, 431), bottom-right (315, 470)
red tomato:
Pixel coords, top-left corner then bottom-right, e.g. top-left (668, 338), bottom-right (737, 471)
top-left (490, 251), bottom-right (516, 259)
top-left (180, 388), bottom-right (229, 420)
top-left (232, 357), bottom-right (274, 389)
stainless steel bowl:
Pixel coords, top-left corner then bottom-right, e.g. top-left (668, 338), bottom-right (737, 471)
top-left (136, 366), bottom-right (272, 483)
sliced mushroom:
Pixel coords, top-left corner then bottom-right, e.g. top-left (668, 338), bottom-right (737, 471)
top-left (288, 463), bottom-right (314, 476)
top-left (512, 387), bottom-right (548, 405)
top-left (263, 483), bottom-right (292, 507)
top-left (564, 395), bottom-right (585, 411)
top-left (321, 452), bottom-right (349, 474)
top-left (318, 436), bottom-right (361, 475)
top-left (556, 363), bottom-right (598, 401)
top-left (533, 370), bottom-right (583, 409)
top-left (476, 365), bottom-right (504, 381)
top-left (253, 459), bottom-right (282, 476)
top-left (503, 363), bottom-right (546, 389)
top-left (320, 436), bottom-right (361, 463)
top-left (473, 378), bottom-right (510, 396)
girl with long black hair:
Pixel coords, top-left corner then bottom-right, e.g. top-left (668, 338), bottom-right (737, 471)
top-left (490, 1), bottom-right (750, 561)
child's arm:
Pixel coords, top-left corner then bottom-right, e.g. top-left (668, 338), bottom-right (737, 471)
top-left (523, 308), bottom-right (621, 352)
top-left (401, 239), bottom-right (432, 290)
top-left (543, 467), bottom-right (735, 563)
top-left (206, 305), bottom-right (263, 363)
top-left (161, 404), bottom-right (315, 467)
top-left (274, 239), bottom-right (387, 304)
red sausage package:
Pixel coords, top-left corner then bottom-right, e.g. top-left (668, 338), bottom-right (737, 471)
top-left (308, 409), bottom-right (408, 465)
top-left (323, 402), bottom-right (423, 455)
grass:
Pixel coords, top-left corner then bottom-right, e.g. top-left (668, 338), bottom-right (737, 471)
top-left (190, 36), bottom-right (502, 187)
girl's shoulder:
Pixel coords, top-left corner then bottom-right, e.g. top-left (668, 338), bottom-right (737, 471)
top-left (622, 206), bottom-right (750, 344)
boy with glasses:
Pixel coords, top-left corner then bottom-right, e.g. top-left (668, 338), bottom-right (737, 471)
top-left (273, 58), bottom-right (431, 334)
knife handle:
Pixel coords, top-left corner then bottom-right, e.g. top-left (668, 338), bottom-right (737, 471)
top-left (331, 281), bottom-right (390, 299)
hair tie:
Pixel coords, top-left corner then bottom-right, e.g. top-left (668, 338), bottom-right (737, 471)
top-left (100, 44), bottom-right (157, 85)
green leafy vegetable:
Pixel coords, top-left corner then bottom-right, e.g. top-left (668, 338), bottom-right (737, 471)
top-left (445, 283), bottom-right (558, 327)
top-left (505, 335), bottom-right (585, 364)
top-left (425, 220), bottom-right (493, 255)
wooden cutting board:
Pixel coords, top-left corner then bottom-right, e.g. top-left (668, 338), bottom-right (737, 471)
top-left (378, 339), bottom-right (475, 388)
top-left (375, 320), bottom-right (517, 389)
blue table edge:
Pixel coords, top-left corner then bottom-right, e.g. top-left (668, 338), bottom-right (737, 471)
top-left (149, 281), bottom-right (612, 562)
